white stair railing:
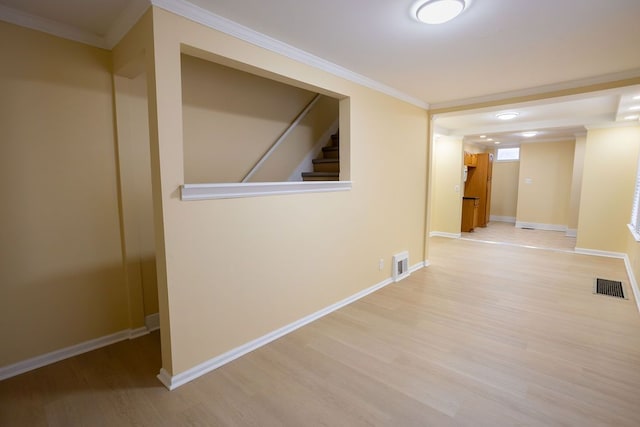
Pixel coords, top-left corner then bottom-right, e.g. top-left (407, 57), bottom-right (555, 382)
top-left (242, 94), bottom-right (322, 183)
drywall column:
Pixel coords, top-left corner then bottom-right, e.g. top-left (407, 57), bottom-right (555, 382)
top-left (576, 125), bottom-right (640, 253)
top-left (566, 134), bottom-right (586, 237)
top-left (430, 135), bottom-right (463, 236)
top-left (113, 9), bottom-right (174, 374)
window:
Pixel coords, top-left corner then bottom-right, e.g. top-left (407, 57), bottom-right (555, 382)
top-left (496, 147), bottom-right (520, 161)
top-left (629, 154), bottom-right (640, 241)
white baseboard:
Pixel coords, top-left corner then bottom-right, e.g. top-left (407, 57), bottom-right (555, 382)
top-left (574, 247), bottom-right (626, 259)
top-left (515, 221), bottom-right (567, 232)
top-left (0, 329), bottom-right (132, 381)
top-left (490, 215), bottom-right (516, 223)
top-left (145, 313), bottom-right (160, 332)
top-left (157, 264), bottom-right (424, 390)
top-left (0, 316), bottom-right (161, 381)
top-left (623, 255), bottom-right (640, 313)
top-left (409, 261), bottom-right (429, 273)
top-left (565, 229), bottom-right (577, 238)
top-left (429, 231), bottom-right (461, 239)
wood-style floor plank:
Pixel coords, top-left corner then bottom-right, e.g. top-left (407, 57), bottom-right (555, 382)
top-left (1, 237), bottom-right (640, 426)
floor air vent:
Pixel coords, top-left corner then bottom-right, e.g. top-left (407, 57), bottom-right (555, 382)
top-left (594, 278), bottom-right (627, 299)
top-left (392, 251), bottom-right (410, 282)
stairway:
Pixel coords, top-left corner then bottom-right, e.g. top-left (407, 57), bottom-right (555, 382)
top-left (302, 132), bottom-right (340, 181)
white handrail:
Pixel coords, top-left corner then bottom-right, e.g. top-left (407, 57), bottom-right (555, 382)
top-left (242, 94), bottom-right (322, 182)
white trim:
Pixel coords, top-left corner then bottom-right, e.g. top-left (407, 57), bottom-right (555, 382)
top-left (0, 318), bottom-right (161, 381)
top-left (585, 121), bottom-right (640, 131)
top-left (155, 263), bottom-right (429, 390)
top-left (429, 231), bottom-right (462, 239)
top-left (430, 68), bottom-right (640, 110)
top-left (288, 120), bottom-right (340, 182)
top-left (181, 181), bottom-right (352, 201)
top-left (0, 330), bottom-right (130, 381)
top-left (515, 221), bottom-right (567, 232)
top-left (145, 313), bottom-right (160, 331)
top-left (628, 224), bottom-right (640, 242)
top-left (409, 261), bottom-right (428, 273)
top-left (566, 229), bottom-right (577, 238)
top-left (150, 0), bottom-right (428, 109)
top-left (623, 255), bottom-right (640, 313)
top-left (574, 248), bottom-right (627, 259)
top-left (0, 3), bottom-right (108, 48)
top-left (129, 326), bottom-right (149, 339)
top-left (490, 215), bottom-right (516, 223)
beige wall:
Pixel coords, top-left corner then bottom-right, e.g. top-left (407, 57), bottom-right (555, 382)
top-left (181, 54), bottom-right (339, 183)
top-left (577, 126), bottom-right (640, 252)
top-left (431, 136), bottom-right (463, 235)
top-left (133, 8), bottom-right (429, 376)
top-left (491, 160), bottom-right (520, 219)
top-left (463, 143), bottom-right (485, 154)
top-left (516, 140), bottom-right (575, 227)
top-left (0, 22), bottom-right (130, 366)
top-left (567, 135), bottom-right (587, 233)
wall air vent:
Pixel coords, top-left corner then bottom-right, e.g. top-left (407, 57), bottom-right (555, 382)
top-left (392, 251), bottom-right (410, 282)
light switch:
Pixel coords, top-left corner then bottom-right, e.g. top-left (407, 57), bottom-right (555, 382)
top-left (454, 184), bottom-right (460, 193)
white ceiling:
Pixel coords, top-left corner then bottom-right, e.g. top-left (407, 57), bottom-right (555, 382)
top-left (1, 0), bottom-right (639, 140)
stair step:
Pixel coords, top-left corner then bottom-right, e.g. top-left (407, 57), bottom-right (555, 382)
top-left (322, 146), bottom-right (339, 159)
top-left (301, 172), bottom-right (339, 181)
top-left (331, 134), bottom-right (339, 146)
top-left (312, 158), bottom-right (339, 172)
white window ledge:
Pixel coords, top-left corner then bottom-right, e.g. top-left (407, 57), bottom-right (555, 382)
top-left (628, 223), bottom-right (640, 242)
top-left (181, 181), bottom-right (352, 201)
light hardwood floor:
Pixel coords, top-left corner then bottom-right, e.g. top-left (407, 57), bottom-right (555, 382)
top-left (462, 220), bottom-right (577, 251)
top-left (2, 237), bottom-right (640, 426)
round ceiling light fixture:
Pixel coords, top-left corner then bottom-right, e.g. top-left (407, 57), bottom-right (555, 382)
top-left (624, 115), bottom-right (639, 121)
top-left (496, 112), bottom-right (519, 120)
top-left (414, 0), bottom-right (468, 25)
top-left (522, 131), bottom-right (538, 138)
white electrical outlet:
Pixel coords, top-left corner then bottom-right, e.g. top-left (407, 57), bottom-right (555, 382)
top-left (379, 258), bottom-right (384, 270)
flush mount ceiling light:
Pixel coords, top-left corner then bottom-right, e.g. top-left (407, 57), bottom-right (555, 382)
top-left (625, 115), bottom-right (639, 121)
top-left (414, 0), bottom-right (468, 25)
top-left (634, 95), bottom-right (640, 100)
top-left (522, 131), bottom-right (538, 138)
top-left (629, 106), bottom-right (640, 111)
top-left (496, 112), bottom-right (519, 120)
top-left (494, 141), bottom-right (501, 145)
top-left (480, 135), bottom-right (487, 138)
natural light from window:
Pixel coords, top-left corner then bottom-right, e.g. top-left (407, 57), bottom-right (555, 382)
top-left (496, 147), bottom-right (520, 161)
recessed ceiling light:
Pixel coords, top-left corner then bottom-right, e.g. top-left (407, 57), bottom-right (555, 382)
top-left (480, 135), bottom-right (486, 138)
top-left (629, 106), bottom-right (640, 111)
top-left (415, 0), bottom-right (467, 25)
top-left (634, 95), bottom-right (640, 100)
top-left (487, 138), bottom-right (494, 141)
top-left (496, 112), bottom-right (519, 120)
top-left (494, 141), bottom-right (501, 145)
top-left (522, 131), bottom-right (538, 138)
top-left (624, 115), bottom-right (639, 121)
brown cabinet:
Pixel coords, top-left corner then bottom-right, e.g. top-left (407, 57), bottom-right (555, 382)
top-left (463, 152), bottom-right (493, 227)
top-left (461, 197), bottom-right (479, 232)
top-left (464, 152), bottom-right (478, 167)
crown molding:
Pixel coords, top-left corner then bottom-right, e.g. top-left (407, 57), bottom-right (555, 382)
top-left (150, 0), bottom-right (428, 109)
top-left (0, 1), bottom-right (150, 50)
top-left (430, 69), bottom-right (640, 111)
top-left (0, 3), bottom-right (108, 48)
top-left (585, 121), bottom-right (640, 131)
